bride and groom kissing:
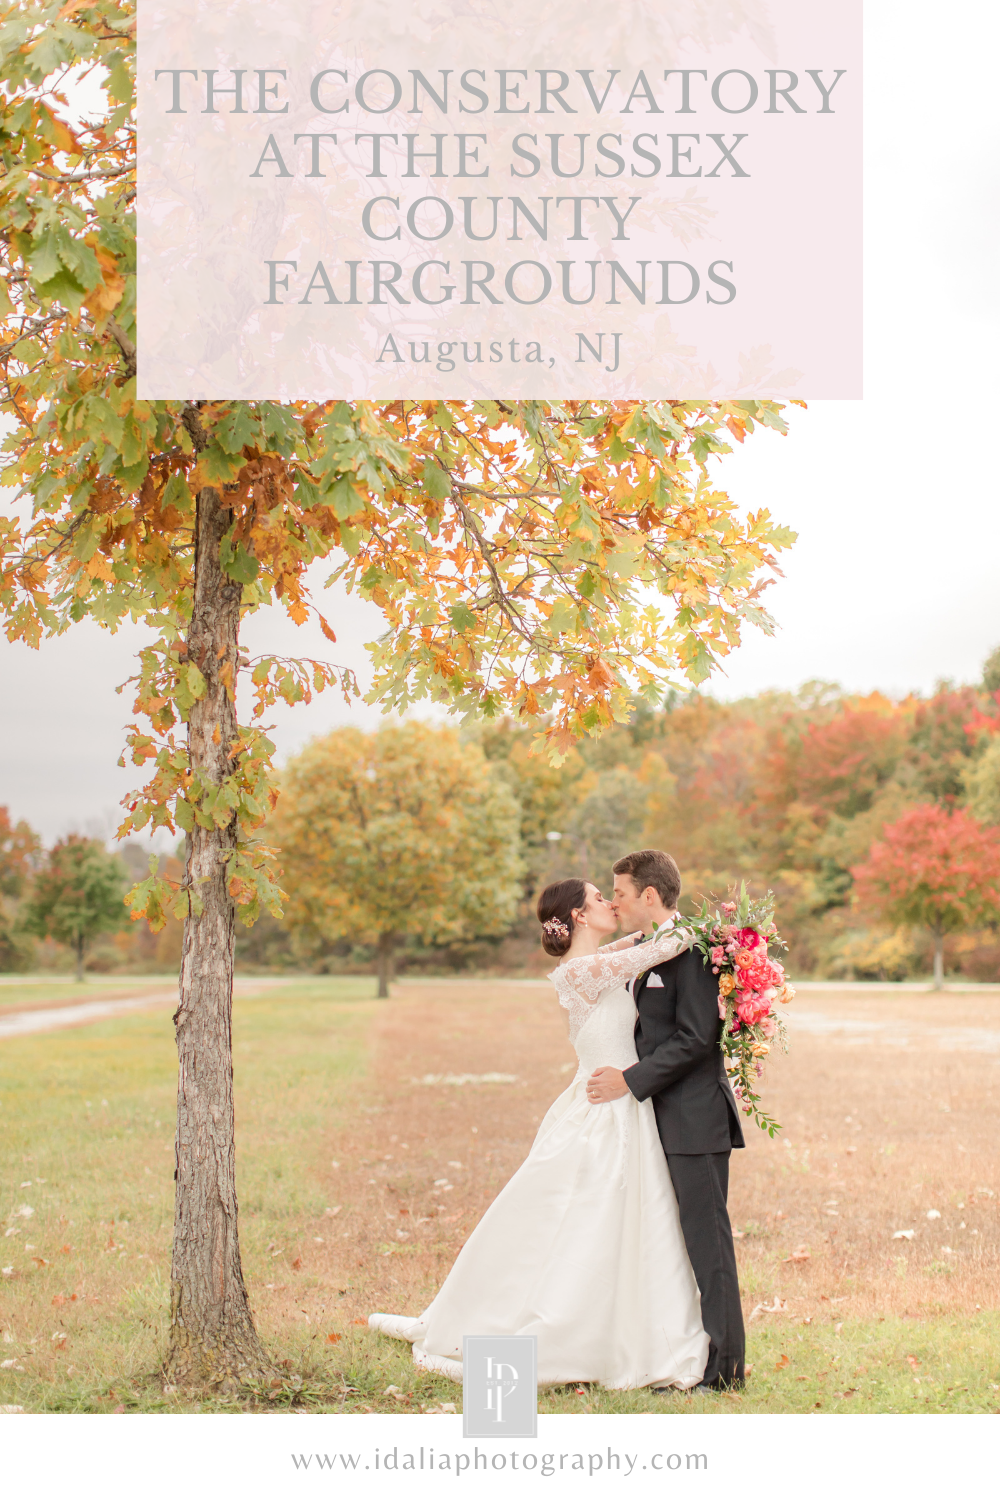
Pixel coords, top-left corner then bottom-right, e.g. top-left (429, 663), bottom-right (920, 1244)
top-left (370, 847), bottom-right (746, 1394)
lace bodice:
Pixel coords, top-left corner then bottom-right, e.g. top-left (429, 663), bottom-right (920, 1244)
top-left (548, 923), bottom-right (692, 1050)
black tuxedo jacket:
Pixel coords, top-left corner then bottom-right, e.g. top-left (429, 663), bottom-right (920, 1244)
top-left (622, 945), bottom-right (745, 1155)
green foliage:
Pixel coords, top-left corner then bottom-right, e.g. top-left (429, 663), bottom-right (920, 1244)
top-left (21, 834), bottom-right (127, 973)
top-left (276, 723), bottom-right (523, 959)
top-left (964, 738), bottom-right (1000, 826)
top-left (982, 644), bottom-right (1000, 696)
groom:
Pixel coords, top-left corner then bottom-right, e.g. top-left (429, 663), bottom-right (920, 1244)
top-left (587, 848), bottom-right (746, 1391)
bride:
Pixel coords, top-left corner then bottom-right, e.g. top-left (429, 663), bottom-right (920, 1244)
top-left (368, 877), bottom-right (710, 1390)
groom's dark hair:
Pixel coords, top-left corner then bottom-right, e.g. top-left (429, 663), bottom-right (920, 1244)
top-left (612, 849), bottom-right (681, 908)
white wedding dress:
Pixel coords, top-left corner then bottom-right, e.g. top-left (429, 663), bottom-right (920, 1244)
top-left (369, 926), bottom-right (710, 1389)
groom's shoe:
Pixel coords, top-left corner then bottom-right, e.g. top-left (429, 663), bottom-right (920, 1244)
top-left (693, 1377), bottom-right (745, 1394)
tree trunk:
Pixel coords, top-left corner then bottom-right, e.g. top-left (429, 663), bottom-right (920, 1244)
top-left (376, 930), bottom-right (395, 998)
top-left (75, 934), bottom-right (84, 983)
top-left (164, 486), bottom-right (272, 1390)
top-left (932, 930), bottom-right (944, 990)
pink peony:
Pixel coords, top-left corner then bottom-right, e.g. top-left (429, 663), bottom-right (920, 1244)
top-left (735, 926), bottom-right (763, 950)
top-left (711, 946), bottom-right (725, 964)
top-left (761, 1015), bottom-right (777, 1037)
top-left (736, 991), bottom-right (772, 1026)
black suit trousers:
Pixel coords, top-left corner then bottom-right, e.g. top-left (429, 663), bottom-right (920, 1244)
top-left (666, 1151), bottom-right (745, 1388)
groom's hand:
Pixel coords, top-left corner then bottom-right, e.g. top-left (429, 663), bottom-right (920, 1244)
top-left (587, 1066), bottom-right (629, 1103)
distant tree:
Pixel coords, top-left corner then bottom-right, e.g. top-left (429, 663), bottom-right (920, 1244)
top-left (789, 693), bottom-right (910, 821)
top-left (964, 739), bottom-right (1000, 827)
top-left (277, 724), bottom-right (522, 996)
top-left (851, 805), bottom-right (1000, 988)
top-left (22, 836), bottom-right (127, 981)
top-left (0, 806), bottom-right (40, 897)
top-left (0, 807), bottom-right (41, 971)
top-left (982, 644), bottom-right (1000, 697)
top-left (902, 683), bottom-right (982, 801)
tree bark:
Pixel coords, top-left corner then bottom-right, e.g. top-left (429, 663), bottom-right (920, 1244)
top-left (932, 930), bottom-right (944, 990)
top-left (376, 930), bottom-right (395, 998)
top-left (164, 486), bottom-right (272, 1390)
top-left (75, 934), bottom-right (84, 983)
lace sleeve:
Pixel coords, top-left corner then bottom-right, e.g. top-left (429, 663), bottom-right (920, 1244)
top-left (549, 923), bottom-right (692, 1009)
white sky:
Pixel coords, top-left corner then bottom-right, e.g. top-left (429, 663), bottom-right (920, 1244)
top-left (2, 0), bottom-right (999, 843)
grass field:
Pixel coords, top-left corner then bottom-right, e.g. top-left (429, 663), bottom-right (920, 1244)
top-left (1, 977), bottom-right (998, 1414)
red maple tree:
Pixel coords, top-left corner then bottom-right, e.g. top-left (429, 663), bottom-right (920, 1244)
top-left (852, 804), bottom-right (1000, 987)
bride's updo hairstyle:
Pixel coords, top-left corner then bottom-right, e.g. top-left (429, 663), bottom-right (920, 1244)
top-left (536, 878), bottom-right (587, 958)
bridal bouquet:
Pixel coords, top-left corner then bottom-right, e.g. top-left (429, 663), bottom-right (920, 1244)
top-left (679, 883), bottom-right (795, 1136)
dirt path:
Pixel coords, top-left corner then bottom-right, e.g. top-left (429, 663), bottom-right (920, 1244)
top-left (0, 978), bottom-right (284, 1039)
top-left (306, 984), bottom-right (1000, 1336)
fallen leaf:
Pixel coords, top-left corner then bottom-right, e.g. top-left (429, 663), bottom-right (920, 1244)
top-left (31, 1257), bottom-right (50, 1268)
top-left (774, 1354), bottom-right (790, 1370)
top-left (749, 1298), bottom-right (788, 1320)
top-left (783, 1245), bottom-right (810, 1263)
top-left (291, 1257), bottom-right (302, 1270)
top-left (352, 1318), bottom-right (367, 1326)
top-left (51, 1295), bottom-right (65, 1307)
top-left (906, 1355), bottom-right (920, 1370)
top-left (326, 1333), bottom-right (342, 1344)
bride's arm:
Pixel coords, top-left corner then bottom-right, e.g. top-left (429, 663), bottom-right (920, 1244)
top-left (600, 932), bottom-right (645, 954)
top-left (556, 923), bottom-right (692, 1006)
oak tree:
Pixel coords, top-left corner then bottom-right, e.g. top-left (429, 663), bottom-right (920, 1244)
top-left (1, 2), bottom-right (797, 1387)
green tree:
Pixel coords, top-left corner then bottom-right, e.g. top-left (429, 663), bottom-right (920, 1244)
top-left (22, 834), bottom-right (127, 980)
top-left (0, 3), bottom-right (796, 1388)
top-left (277, 724), bottom-right (521, 996)
top-left (964, 737), bottom-right (1000, 826)
top-left (982, 644), bottom-right (1000, 697)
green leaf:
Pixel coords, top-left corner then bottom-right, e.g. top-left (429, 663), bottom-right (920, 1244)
top-left (200, 443), bottom-right (244, 485)
top-left (215, 405), bottom-right (260, 455)
top-left (420, 460), bottom-right (452, 500)
top-left (330, 475), bottom-right (359, 519)
top-left (220, 531), bottom-right (259, 585)
top-left (28, 227), bottom-right (62, 283)
top-left (608, 431), bottom-right (630, 464)
top-left (449, 603), bottom-right (476, 633)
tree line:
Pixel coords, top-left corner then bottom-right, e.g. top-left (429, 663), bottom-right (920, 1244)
top-left (6, 646), bottom-right (1000, 986)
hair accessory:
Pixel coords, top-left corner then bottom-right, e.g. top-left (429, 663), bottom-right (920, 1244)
top-left (542, 917), bottom-right (570, 939)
